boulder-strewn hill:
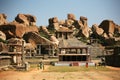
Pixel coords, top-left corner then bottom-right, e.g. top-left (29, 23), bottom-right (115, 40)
top-left (0, 13), bottom-right (59, 52)
top-left (0, 13), bottom-right (119, 55)
top-left (46, 13), bottom-right (120, 46)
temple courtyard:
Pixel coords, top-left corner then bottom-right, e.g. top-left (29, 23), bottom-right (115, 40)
top-left (0, 65), bottom-right (120, 80)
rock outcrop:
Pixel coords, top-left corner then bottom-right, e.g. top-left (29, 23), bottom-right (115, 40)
top-left (48, 17), bottom-right (60, 30)
top-left (48, 16), bottom-right (74, 33)
top-left (24, 43), bottom-right (35, 50)
top-left (67, 13), bottom-right (76, 20)
top-left (0, 42), bottom-right (8, 52)
top-left (0, 22), bottom-right (38, 39)
top-left (15, 14), bottom-right (36, 26)
top-left (79, 27), bottom-right (90, 38)
top-left (0, 13), bottom-right (7, 25)
top-left (115, 24), bottom-right (120, 34)
top-left (65, 14), bottom-right (76, 28)
top-left (48, 14), bottom-right (91, 38)
top-left (0, 13), bottom-right (119, 47)
top-left (39, 26), bottom-right (50, 35)
top-left (49, 17), bottom-right (59, 24)
top-left (0, 31), bottom-right (6, 40)
top-left (99, 20), bottom-right (115, 38)
top-left (80, 16), bottom-right (88, 28)
top-left (50, 35), bottom-right (59, 46)
top-left (76, 16), bottom-right (90, 38)
top-left (7, 38), bottom-right (24, 45)
top-left (90, 20), bottom-right (120, 45)
top-left (92, 24), bottom-right (104, 36)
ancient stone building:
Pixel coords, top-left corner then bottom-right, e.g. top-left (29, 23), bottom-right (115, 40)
top-left (0, 38), bottom-right (24, 66)
top-left (55, 26), bottom-right (73, 39)
top-left (105, 46), bottom-right (120, 67)
top-left (59, 46), bottom-right (90, 62)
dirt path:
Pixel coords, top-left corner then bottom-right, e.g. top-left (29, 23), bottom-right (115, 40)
top-left (106, 66), bottom-right (120, 70)
top-left (0, 66), bottom-right (120, 80)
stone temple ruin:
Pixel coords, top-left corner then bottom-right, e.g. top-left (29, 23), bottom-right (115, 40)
top-left (104, 46), bottom-right (120, 67)
top-left (0, 13), bottom-right (120, 68)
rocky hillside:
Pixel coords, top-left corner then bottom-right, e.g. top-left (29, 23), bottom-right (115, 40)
top-left (0, 13), bottom-right (120, 55)
top-left (0, 13), bottom-right (58, 52)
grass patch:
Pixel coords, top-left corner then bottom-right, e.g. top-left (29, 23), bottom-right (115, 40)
top-left (46, 66), bottom-right (112, 72)
top-left (30, 64), bottom-right (38, 68)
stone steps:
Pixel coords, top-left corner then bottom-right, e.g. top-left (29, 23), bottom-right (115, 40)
top-left (59, 38), bottom-right (87, 47)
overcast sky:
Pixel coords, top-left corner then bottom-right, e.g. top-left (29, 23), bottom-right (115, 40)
top-left (0, 0), bottom-right (120, 27)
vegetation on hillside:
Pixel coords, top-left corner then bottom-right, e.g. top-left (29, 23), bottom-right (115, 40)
top-left (0, 38), bottom-right (8, 43)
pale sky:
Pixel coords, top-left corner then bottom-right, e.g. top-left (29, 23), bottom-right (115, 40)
top-left (0, 0), bottom-right (120, 27)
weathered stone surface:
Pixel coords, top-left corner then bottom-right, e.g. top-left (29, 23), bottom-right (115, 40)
top-left (0, 42), bottom-right (8, 52)
top-left (80, 16), bottom-right (87, 20)
top-left (65, 19), bottom-right (74, 27)
top-left (0, 22), bottom-right (38, 39)
top-left (39, 26), bottom-right (50, 35)
top-left (0, 13), bottom-right (7, 25)
top-left (0, 31), bottom-right (6, 40)
top-left (115, 24), bottom-right (120, 34)
top-left (7, 38), bottom-right (25, 52)
top-left (77, 20), bottom-right (84, 29)
top-left (48, 17), bottom-right (58, 24)
top-left (105, 38), bottom-right (115, 45)
top-left (15, 14), bottom-right (36, 26)
top-left (48, 23), bottom-right (60, 30)
top-left (76, 16), bottom-right (90, 38)
top-left (78, 27), bottom-right (90, 38)
top-left (67, 13), bottom-right (76, 20)
top-left (48, 18), bottom-right (53, 24)
top-left (59, 20), bottom-right (65, 26)
top-left (53, 23), bottom-right (60, 30)
top-left (99, 20), bottom-right (115, 38)
top-left (48, 17), bottom-right (60, 30)
top-left (23, 32), bottom-right (53, 48)
top-left (24, 43), bottom-right (35, 49)
top-left (102, 33), bottom-right (109, 39)
top-left (92, 24), bottom-right (104, 36)
top-left (52, 17), bottom-right (58, 23)
top-left (80, 16), bottom-right (88, 28)
top-left (7, 38), bottom-right (23, 45)
top-left (50, 35), bottom-right (59, 46)
top-left (23, 33), bottom-right (36, 48)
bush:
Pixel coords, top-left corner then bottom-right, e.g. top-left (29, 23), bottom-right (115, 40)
top-left (0, 38), bottom-right (8, 43)
top-left (78, 37), bottom-right (89, 43)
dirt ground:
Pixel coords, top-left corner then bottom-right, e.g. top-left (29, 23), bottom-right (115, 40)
top-left (0, 66), bottom-right (120, 80)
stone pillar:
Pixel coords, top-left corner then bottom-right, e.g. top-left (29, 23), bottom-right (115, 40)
top-left (25, 62), bottom-right (29, 71)
top-left (80, 49), bottom-right (82, 54)
top-left (75, 49), bottom-right (77, 54)
top-left (65, 32), bottom-right (68, 39)
top-left (52, 46), bottom-right (54, 56)
top-left (56, 32), bottom-right (58, 38)
top-left (13, 55), bottom-right (17, 63)
top-left (86, 48), bottom-right (88, 54)
top-left (62, 32), bottom-right (64, 39)
top-left (39, 44), bottom-right (41, 55)
top-left (59, 48), bottom-right (61, 54)
top-left (48, 45), bottom-right (51, 56)
top-left (22, 40), bottom-right (25, 65)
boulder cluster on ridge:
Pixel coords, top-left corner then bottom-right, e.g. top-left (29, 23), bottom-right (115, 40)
top-left (0, 13), bottom-right (120, 52)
